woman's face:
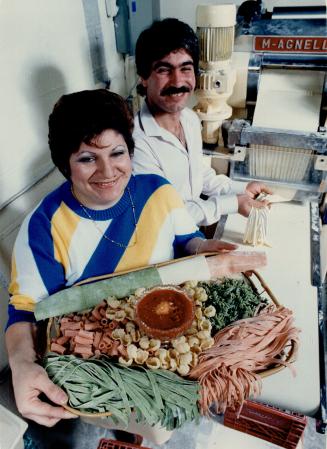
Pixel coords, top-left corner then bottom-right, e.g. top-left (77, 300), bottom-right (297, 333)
top-left (69, 129), bottom-right (132, 210)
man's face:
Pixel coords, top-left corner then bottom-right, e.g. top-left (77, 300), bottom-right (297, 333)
top-left (141, 49), bottom-right (196, 114)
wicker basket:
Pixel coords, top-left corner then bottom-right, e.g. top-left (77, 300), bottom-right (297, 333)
top-left (44, 266), bottom-right (298, 418)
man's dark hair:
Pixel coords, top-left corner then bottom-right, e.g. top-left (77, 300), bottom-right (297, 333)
top-left (135, 18), bottom-right (199, 82)
top-left (48, 89), bottom-right (134, 179)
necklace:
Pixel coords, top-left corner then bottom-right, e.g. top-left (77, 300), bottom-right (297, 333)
top-left (71, 186), bottom-right (138, 248)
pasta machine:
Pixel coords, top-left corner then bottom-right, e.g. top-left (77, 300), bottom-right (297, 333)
top-left (196, 1), bottom-right (327, 201)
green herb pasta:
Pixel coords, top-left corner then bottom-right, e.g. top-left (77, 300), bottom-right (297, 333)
top-left (43, 354), bottom-right (200, 430)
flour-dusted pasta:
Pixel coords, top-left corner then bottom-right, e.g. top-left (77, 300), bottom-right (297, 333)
top-left (243, 205), bottom-right (270, 246)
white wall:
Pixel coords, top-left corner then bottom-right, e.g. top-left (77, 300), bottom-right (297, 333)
top-left (158, 0), bottom-right (242, 29)
top-left (0, 0), bottom-right (125, 369)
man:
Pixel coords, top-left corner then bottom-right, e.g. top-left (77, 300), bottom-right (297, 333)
top-left (132, 18), bottom-right (270, 227)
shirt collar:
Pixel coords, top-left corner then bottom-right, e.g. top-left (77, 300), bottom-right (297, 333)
top-left (139, 101), bottom-right (188, 149)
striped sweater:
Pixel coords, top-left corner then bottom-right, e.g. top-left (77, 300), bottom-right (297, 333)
top-left (7, 174), bottom-right (202, 327)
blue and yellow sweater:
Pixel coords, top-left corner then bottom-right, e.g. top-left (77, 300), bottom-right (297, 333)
top-left (7, 174), bottom-right (202, 327)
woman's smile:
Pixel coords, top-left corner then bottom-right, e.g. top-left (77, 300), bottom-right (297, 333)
top-left (69, 129), bottom-right (132, 210)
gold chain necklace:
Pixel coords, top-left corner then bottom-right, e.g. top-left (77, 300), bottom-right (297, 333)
top-left (71, 186), bottom-right (137, 248)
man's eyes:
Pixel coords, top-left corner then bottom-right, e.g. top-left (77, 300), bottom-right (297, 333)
top-left (155, 66), bottom-right (193, 74)
top-left (181, 66), bottom-right (193, 72)
top-left (156, 67), bottom-right (170, 74)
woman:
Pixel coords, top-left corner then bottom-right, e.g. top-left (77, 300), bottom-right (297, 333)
top-left (6, 89), bottom-right (266, 429)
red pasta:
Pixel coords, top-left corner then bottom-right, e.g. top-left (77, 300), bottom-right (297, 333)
top-left (189, 306), bottom-right (299, 415)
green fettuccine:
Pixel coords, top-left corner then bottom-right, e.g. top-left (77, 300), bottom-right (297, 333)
top-left (44, 354), bottom-right (200, 430)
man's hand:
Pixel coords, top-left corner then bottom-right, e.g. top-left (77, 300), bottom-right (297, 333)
top-left (10, 359), bottom-right (77, 426)
top-left (246, 181), bottom-right (272, 199)
top-left (206, 251), bottom-right (267, 278)
top-left (237, 194), bottom-right (269, 218)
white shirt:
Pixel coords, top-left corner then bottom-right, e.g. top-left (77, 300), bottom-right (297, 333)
top-left (132, 101), bottom-right (246, 226)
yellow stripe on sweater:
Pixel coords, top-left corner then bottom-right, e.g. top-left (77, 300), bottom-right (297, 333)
top-left (51, 202), bottom-right (80, 272)
top-left (115, 184), bottom-right (183, 273)
top-left (9, 257), bottom-right (36, 311)
top-left (8, 256), bottom-right (19, 296)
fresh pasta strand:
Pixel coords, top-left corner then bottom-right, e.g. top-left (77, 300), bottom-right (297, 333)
top-left (243, 205), bottom-right (270, 247)
top-left (188, 306), bottom-right (299, 415)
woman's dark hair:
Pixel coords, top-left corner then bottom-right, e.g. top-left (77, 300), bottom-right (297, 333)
top-left (135, 18), bottom-right (199, 85)
top-left (48, 89), bottom-right (134, 179)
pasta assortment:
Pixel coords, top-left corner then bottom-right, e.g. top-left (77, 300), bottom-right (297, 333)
top-left (47, 275), bottom-right (299, 418)
top-left (50, 281), bottom-right (215, 375)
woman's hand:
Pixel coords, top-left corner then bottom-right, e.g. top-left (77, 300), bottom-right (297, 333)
top-left (10, 359), bottom-right (77, 427)
top-left (237, 194), bottom-right (269, 218)
top-left (197, 239), bottom-right (238, 254)
top-left (206, 251), bottom-right (267, 277)
top-left (6, 322), bottom-right (77, 427)
top-left (185, 237), bottom-right (238, 255)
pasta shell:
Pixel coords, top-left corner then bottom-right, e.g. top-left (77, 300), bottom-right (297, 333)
top-left (111, 328), bottom-right (125, 340)
top-left (146, 357), bottom-right (160, 369)
top-left (125, 322), bottom-right (135, 333)
top-left (177, 364), bottom-right (190, 376)
top-left (190, 352), bottom-right (199, 368)
top-left (107, 297), bottom-right (120, 309)
top-left (187, 336), bottom-right (200, 347)
top-left (168, 348), bottom-right (179, 360)
top-left (203, 305), bottom-right (216, 318)
top-left (195, 308), bottom-right (203, 320)
top-left (175, 342), bottom-right (190, 354)
top-left (157, 348), bottom-right (168, 363)
top-left (197, 318), bottom-right (212, 332)
top-left (169, 358), bottom-right (177, 371)
top-left (124, 307), bottom-right (135, 320)
top-left (179, 352), bottom-right (192, 365)
top-left (131, 330), bottom-right (141, 343)
top-left (200, 337), bottom-right (215, 350)
top-left (135, 349), bottom-right (149, 364)
top-left (139, 336), bottom-right (150, 349)
top-left (118, 356), bottom-right (133, 366)
top-left (127, 295), bottom-right (138, 306)
top-left (183, 280), bottom-right (198, 289)
top-left (105, 311), bottom-right (117, 320)
top-left (184, 327), bottom-right (198, 336)
top-left (114, 310), bottom-right (126, 321)
top-left (127, 344), bottom-right (138, 359)
top-left (172, 336), bottom-right (186, 347)
top-left (148, 339), bottom-right (161, 352)
top-left (121, 334), bottom-right (132, 346)
top-left (183, 287), bottom-right (195, 298)
top-left (191, 344), bottom-right (202, 354)
top-left (194, 287), bottom-right (207, 301)
top-left (197, 330), bottom-right (211, 340)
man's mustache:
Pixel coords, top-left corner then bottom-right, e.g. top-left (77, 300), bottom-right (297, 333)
top-left (160, 86), bottom-right (191, 96)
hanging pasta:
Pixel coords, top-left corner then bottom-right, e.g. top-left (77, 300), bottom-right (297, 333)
top-left (243, 204), bottom-right (270, 247)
